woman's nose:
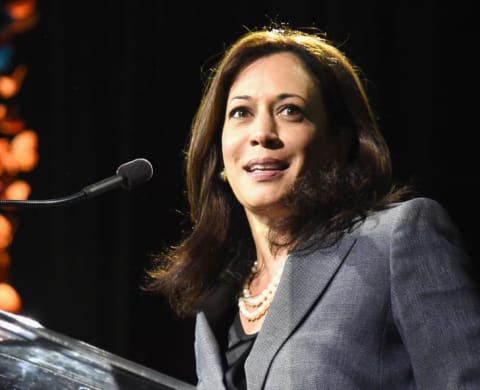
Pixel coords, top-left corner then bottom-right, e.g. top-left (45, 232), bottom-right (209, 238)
top-left (249, 116), bottom-right (281, 148)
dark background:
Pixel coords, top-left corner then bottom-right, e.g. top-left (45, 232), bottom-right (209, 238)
top-left (5, 0), bottom-right (474, 386)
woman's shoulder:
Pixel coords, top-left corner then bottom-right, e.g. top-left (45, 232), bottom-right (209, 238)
top-left (382, 196), bottom-right (450, 221)
top-left (391, 196), bottom-right (444, 209)
top-left (359, 196), bottom-right (461, 240)
top-left (356, 196), bottom-right (452, 233)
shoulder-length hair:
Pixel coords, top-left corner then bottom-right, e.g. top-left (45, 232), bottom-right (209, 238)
top-left (146, 24), bottom-right (411, 317)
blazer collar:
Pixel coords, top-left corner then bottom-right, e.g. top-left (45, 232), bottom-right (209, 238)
top-left (245, 233), bottom-right (357, 389)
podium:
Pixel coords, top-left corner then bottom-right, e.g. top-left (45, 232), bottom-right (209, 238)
top-left (0, 309), bottom-right (196, 389)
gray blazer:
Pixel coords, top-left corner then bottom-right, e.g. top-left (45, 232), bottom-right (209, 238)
top-left (194, 197), bottom-right (480, 389)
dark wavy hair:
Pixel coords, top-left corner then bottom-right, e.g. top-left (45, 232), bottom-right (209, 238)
top-left (145, 23), bottom-right (411, 317)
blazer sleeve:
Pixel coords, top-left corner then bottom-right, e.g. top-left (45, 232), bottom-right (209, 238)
top-left (389, 197), bottom-right (480, 389)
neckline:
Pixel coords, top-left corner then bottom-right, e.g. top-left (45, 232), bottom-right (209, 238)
top-left (234, 311), bottom-right (258, 339)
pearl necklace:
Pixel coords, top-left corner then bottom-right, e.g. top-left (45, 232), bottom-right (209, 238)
top-left (238, 260), bottom-right (285, 322)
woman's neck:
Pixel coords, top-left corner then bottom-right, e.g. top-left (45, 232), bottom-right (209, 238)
top-left (246, 211), bottom-right (289, 272)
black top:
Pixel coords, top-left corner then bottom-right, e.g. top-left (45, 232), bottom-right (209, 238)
top-left (223, 313), bottom-right (257, 390)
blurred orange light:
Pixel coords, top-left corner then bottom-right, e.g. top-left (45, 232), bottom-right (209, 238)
top-left (6, 0), bottom-right (37, 20)
top-left (11, 129), bottom-right (38, 171)
top-left (0, 0), bottom-right (39, 314)
top-left (0, 214), bottom-right (13, 250)
top-left (0, 282), bottom-right (22, 313)
top-left (0, 65), bottom-right (26, 99)
top-left (5, 179), bottom-right (30, 200)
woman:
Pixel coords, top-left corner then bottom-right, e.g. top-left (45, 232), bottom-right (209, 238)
top-left (146, 24), bottom-right (480, 389)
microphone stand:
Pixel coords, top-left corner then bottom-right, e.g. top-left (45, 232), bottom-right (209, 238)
top-left (0, 158), bottom-right (152, 209)
top-left (0, 175), bottom-right (124, 209)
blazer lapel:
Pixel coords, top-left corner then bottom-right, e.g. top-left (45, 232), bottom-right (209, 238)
top-left (245, 233), bottom-right (357, 389)
top-left (195, 283), bottom-right (237, 389)
top-left (195, 312), bottom-right (227, 389)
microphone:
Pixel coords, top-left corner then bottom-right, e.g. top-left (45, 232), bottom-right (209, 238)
top-left (0, 158), bottom-right (153, 209)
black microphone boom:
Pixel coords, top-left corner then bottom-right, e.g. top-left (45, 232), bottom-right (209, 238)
top-left (0, 158), bottom-right (153, 209)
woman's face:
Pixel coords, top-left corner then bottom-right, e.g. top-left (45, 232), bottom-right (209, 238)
top-left (221, 51), bottom-right (337, 219)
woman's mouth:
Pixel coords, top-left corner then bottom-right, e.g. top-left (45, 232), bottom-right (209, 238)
top-left (244, 158), bottom-right (289, 179)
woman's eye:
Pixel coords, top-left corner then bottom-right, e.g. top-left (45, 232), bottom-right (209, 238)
top-left (229, 107), bottom-right (250, 119)
top-left (280, 105), bottom-right (303, 117)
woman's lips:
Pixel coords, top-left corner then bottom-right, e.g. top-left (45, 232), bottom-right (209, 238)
top-left (244, 158), bottom-right (289, 179)
top-left (244, 158), bottom-right (289, 171)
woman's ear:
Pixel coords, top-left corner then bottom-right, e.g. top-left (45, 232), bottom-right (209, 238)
top-left (219, 168), bottom-right (228, 182)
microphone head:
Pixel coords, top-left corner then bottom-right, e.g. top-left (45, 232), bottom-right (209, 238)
top-left (116, 158), bottom-right (153, 189)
